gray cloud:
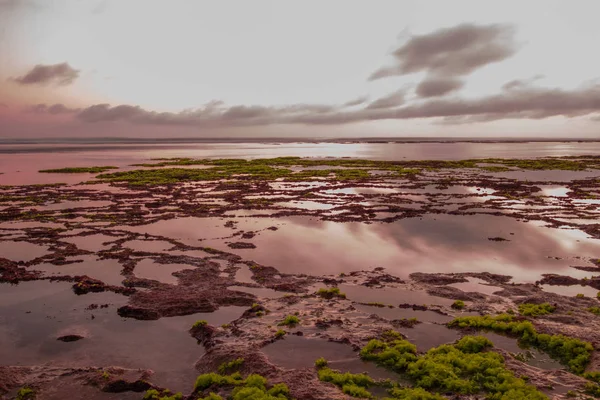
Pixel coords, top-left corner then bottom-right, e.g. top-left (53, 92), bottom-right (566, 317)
top-left (69, 83), bottom-right (600, 128)
top-left (370, 23), bottom-right (516, 80)
top-left (502, 75), bottom-right (545, 91)
top-left (343, 96), bottom-right (369, 107)
top-left (365, 90), bottom-right (406, 109)
top-left (24, 103), bottom-right (79, 114)
top-left (12, 62), bottom-right (80, 86)
top-left (415, 78), bottom-right (464, 98)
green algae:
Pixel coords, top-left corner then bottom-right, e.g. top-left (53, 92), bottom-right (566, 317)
top-left (517, 303), bottom-right (556, 317)
top-left (448, 314), bottom-right (593, 374)
top-left (191, 372), bottom-right (292, 400)
top-left (39, 166), bottom-right (118, 173)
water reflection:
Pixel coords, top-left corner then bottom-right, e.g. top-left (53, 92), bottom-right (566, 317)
top-left (213, 214), bottom-right (600, 282)
top-left (0, 281), bottom-right (245, 392)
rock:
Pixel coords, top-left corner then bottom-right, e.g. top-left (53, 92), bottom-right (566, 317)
top-left (57, 334), bottom-right (84, 342)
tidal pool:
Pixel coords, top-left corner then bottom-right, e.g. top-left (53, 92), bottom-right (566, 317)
top-left (208, 214), bottom-right (600, 283)
top-left (0, 280), bottom-right (246, 392)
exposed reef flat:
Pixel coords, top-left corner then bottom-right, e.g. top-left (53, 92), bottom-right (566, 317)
top-left (2, 156), bottom-right (600, 399)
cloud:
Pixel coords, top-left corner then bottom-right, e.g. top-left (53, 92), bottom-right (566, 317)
top-left (502, 74), bottom-right (545, 91)
top-left (68, 82), bottom-right (600, 128)
top-left (343, 96), bottom-right (369, 107)
top-left (415, 78), bottom-right (464, 98)
top-left (365, 90), bottom-right (406, 109)
top-left (369, 23), bottom-right (516, 80)
top-left (23, 103), bottom-right (79, 114)
top-left (12, 62), bottom-right (80, 86)
top-left (75, 102), bottom-right (340, 126)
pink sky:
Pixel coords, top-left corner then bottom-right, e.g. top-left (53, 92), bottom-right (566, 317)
top-left (1, 0), bottom-right (600, 138)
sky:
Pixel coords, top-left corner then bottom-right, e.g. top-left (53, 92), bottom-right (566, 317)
top-left (1, 0), bottom-right (600, 139)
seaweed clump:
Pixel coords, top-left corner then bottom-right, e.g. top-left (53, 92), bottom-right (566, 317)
top-left (517, 303), bottom-right (556, 317)
top-left (316, 287), bottom-right (347, 299)
top-left (39, 166), bottom-right (118, 173)
top-left (357, 333), bottom-right (546, 399)
top-left (449, 314), bottom-right (593, 373)
top-left (192, 372), bottom-right (292, 400)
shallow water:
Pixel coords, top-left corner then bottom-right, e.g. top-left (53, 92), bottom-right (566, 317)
top-left (448, 278), bottom-right (503, 296)
top-left (541, 284), bottom-right (599, 298)
top-left (2, 141), bottom-right (600, 187)
top-left (64, 233), bottom-right (117, 252)
top-left (399, 323), bottom-right (461, 352)
top-left (214, 214), bottom-right (600, 282)
top-left (353, 304), bottom-right (452, 324)
top-left (338, 284), bottom-right (454, 307)
top-left (2, 143), bottom-right (600, 396)
top-left (262, 335), bottom-right (400, 381)
top-left (0, 241), bottom-right (49, 261)
top-left (34, 256), bottom-right (125, 286)
top-left (0, 280), bottom-right (246, 392)
top-left (480, 332), bottom-right (564, 370)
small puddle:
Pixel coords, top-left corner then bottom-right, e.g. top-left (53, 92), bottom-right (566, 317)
top-left (234, 264), bottom-right (255, 284)
top-left (263, 335), bottom-right (400, 381)
top-left (399, 323), bottom-right (460, 352)
top-left (276, 201), bottom-right (336, 210)
top-left (0, 241), bottom-right (49, 261)
top-left (480, 332), bottom-right (564, 370)
top-left (124, 240), bottom-right (174, 253)
top-left (448, 278), bottom-right (503, 296)
top-left (35, 256), bottom-right (125, 286)
top-left (353, 304), bottom-right (452, 324)
top-left (541, 284), bottom-right (599, 298)
top-left (41, 200), bottom-right (113, 211)
top-left (339, 284), bottom-right (454, 307)
top-left (64, 234), bottom-right (117, 252)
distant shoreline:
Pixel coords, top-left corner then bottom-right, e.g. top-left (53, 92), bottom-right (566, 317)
top-left (1, 137), bottom-right (599, 145)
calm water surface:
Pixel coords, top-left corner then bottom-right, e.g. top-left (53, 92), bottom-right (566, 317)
top-left (1, 141), bottom-right (600, 185)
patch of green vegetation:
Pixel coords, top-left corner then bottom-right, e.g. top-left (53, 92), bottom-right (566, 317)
top-left (198, 394), bottom-right (224, 400)
top-left (576, 293), bottom-right (586, 299)
top-left (101, 370), bottom-right (110, 380)
top-left (274, 329), bottom-right (286, 339)
top-left (315, 357), bottom-right (328, 368)
top-left (449, 314), bottom-right (593, 373)
top-left (360, 334), bottom-right (546, 398)
top-left (451, 300), bottom-right (465, 310)
top-left (277, 315), bottom-right (300, 327)
top-left (218, 358), bottom-right (244, 374)
top-left (16, 387), bottom-right (35, 400)
top-left (316, 363), bottom-right (375, 399)
top-left (479, 165), bottom-right (512, 173)
top-left (316, 287), bottom-right (347, 299)
top-left (588, 307), bottom-right (600, 316)
top-left (96, 156), bottom-right (600, 186)
top-left (518, 302), bottom-right (556, 317)
top-left (193, 372), bottom-right (292, 400)
top-left (39, 166), bottom-right (118, 173)
top-left (364, 302), bottom-right (387, 308)
top-left (143, 389), bottom-right (183, 400)
top-left (585, 382), bottom-right (600, 397)
top-left (584, 372), bottom-right (600, 384)
top-left (384, 387), bottom-right (446, 400)
top-left (194, 372), bottom-right (244, 391)
top-left (192, 320), bottom-right (208, 329)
